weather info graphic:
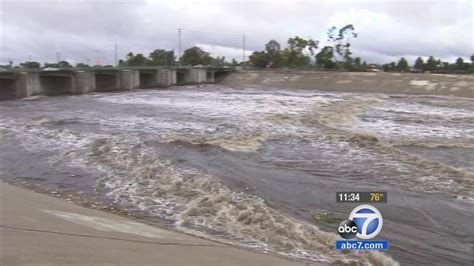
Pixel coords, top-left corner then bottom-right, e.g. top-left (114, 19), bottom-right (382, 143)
top-left (336, 192), bottom-right (389, 251)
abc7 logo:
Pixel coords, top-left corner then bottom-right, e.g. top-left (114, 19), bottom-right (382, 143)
top-left (338, 204), bottom-right (383, 239)
top-left (338, 219), bottom-right (359, 239)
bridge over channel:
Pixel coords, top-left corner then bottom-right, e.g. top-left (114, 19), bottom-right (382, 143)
top-left (0, 67), bottom-right (232, 100)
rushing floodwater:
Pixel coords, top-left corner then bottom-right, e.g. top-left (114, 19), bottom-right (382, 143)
top-left (1, 85), bottom-right (473, 265)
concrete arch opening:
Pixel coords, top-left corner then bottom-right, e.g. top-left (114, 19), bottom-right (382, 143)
top-left (139, 72), bottom-right (156, 89)
top-left (206, 72), bottom-right (214, 83)
top-left (95, 74), bottom-right (118, 91)
top-left (176, 71), bottom-right (186, 85)
top-left (0, 78), bottom-right (17, 100)
top-left (40, 75), bottom-right (73, 96)
top-left (214, 71), bottom-right (230, 82)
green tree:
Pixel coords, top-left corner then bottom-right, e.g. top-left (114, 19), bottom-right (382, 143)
top-left (414, 57), bottom-right (424, 70)
top-left (455, 57), bottom-right (467, 70)
top-left (441, 62), bottom-right (450, 70)
top-left (265, 40), bottom-right (281, 56)
top-left (149, 49), bottom-right (175, 66)
top-left (231, 59), bottom-right (239, 67)
top-left (249, 51), bottom-right (270, 68)
top-left (315, 46), bottom-right (335, 69)
top-left (264, 40), bottom-right (283, 67)
top-left (124, 52), bottom-right (149, 66)
top-left (282, 36), bottom-right (318, 68)
top-left (383, 62), bottom-right (396, 72)
top-left (425, 56), bottom-right (438, 71)
top-left (58, 61), bottom-right (72, 68)
top-left (327, 24), bottom-right (358, 62)
top-left (20, 61), bottom-right (41, 69)
top-left (287, 36), bottom-right (318, 55)
top-left (396, 57), bottom-right (409, 71)
top-left (354, 57), bottom-right (361, 67)
top-left (282, 49), bottom-right (310, 68)
top-left (211, 56), bottom-right (226, 67)
top-left (180, 46), bottom-right (213, 66)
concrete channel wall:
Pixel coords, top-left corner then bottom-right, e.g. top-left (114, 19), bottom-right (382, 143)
top-left (219, 70), bottom-right (474, 98)
top-left (0, 68), bottom-right (230, 100)
top-left (4, 69), bottom-right (471, 100)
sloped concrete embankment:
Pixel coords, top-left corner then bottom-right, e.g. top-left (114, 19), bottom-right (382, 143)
top-left (0, 182), bottom-right (305, 266)
top-left (219, 70), bottom-right (474, 98)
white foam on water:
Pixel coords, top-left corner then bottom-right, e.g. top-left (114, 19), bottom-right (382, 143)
top-left (87, 137), bottom-right (398, 265)
top-left (330, 96), bottom-right (474, 148)
top-left (4, 86), bottom-right (474, 264)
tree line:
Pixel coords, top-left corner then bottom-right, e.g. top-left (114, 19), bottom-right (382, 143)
top-left (1, 46), bottom-right (237, 70)
top-left (2, 24), bottom-right (473, 74)
top-left (381, 56), bottom-right (472, 73)
top-left (249, 25), bottom-right (358, 70)
top-left (246, 25), bottom-right (473, 74)
top-left (118, 47), bottom-right (237, 67)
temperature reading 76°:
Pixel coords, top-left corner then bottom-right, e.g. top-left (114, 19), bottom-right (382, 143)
top-left (370, 192), bottom-right (384, 202)
top-left (337, 192), bottom-right (388, 203)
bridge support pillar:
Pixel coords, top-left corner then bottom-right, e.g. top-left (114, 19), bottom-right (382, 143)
top-left (187, 69), bottom-right (207, 84)
top-left (157, 69), bottom-right (177, 87)
top-left (16, 72), bottom-right (40, 98)
top-left (119, 70), bottom-right (140, 90)
top-left (74, 71), bottom-right (95, 94)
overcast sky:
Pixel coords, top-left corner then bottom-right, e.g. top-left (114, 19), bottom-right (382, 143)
top-left (0, 0), bottom-right (472, 65)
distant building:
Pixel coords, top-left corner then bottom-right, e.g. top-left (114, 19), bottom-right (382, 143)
top-left (367, 64), bottom-right (381, 72)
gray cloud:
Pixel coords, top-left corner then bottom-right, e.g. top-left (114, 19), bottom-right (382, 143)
top-left (1, 0), bottom-right (472, 65)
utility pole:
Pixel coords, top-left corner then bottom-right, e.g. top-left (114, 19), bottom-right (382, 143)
top-left (178, 28), bottom-right (182, 66)
top-left (56, 52), bottom-right (60, 63)
top-left (242, 34), bottom-right (246, 65)
top-left (28, 55), bottom-right (32, 61)
top-left (114, 44), bottom-right (118, 66)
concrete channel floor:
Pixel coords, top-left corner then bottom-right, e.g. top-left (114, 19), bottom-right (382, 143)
top-left (0, 182), bottom-right (307, 266)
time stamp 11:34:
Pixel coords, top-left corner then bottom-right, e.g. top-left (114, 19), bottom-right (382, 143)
top-left (336, 192), bottom-right (387, 203)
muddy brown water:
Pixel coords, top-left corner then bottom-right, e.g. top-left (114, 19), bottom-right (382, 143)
top-left (1, 85), bottom-right (473, 265)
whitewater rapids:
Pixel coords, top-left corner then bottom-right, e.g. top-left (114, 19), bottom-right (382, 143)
top-left (1, 85), bottom-right (473, 265)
